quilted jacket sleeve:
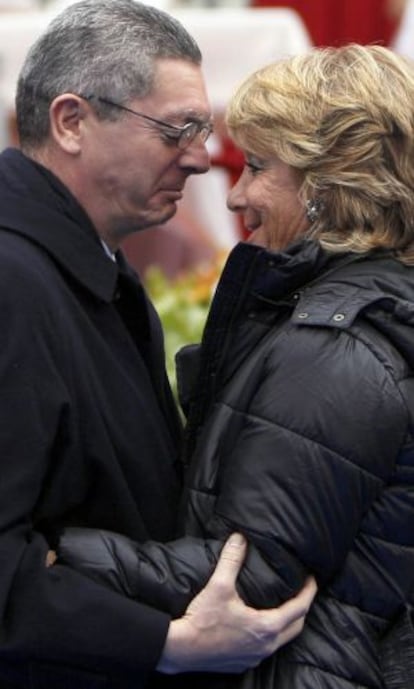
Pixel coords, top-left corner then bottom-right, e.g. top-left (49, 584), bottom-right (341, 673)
top-left (58, 530), bottom-right (223, 618)
top-left (58, 523), bottom-right (302, 618)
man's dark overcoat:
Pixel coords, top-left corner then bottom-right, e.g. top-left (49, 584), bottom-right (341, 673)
top-left (0, 148), bottom-right (183, 689)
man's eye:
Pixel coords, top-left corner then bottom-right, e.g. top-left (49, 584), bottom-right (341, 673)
top-left (161, 129), bottom-right (181, 144)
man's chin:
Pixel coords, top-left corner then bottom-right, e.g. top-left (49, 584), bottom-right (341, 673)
top-left (136, 204), bottom-right (178, 231)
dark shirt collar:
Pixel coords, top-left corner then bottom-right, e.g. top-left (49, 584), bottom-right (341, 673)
top-left (0, 147), bottom-right (119, 302)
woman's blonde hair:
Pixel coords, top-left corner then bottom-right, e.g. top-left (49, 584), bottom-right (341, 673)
top-left (226, 44), bottom-right (414, 263)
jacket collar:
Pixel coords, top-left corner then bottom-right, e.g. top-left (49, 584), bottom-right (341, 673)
top-left (0, 148), bottom-right (119, 302)
top-left (221, 239), bottom-right (414, 328)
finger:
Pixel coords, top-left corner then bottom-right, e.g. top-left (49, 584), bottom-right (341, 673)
top-left (274, 615), bottom-right (306, 651)
top-left (275, 576), bottom-right (316, 622)
top-left (258, 576), bottom-right (317, 631)
top-left (209, 532), bottom-right (247, 586)
top-left (293, 576), bottom-right (317, 611)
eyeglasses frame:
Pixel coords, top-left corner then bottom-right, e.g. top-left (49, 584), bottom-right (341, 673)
top-left (79, 94), bottom-right (213, 150)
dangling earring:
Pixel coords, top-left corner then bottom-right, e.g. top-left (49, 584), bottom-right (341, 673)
top-left (306, 199), bottom-right (322, 224)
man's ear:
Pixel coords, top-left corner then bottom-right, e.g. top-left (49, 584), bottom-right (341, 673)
top-left (49, 94), bottom-right (88, 154)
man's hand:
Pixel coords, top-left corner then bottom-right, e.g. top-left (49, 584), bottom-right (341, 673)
top-left (157, 533), bottom-right (317, 674)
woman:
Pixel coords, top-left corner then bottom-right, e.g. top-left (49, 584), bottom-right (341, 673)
top-left (58, 44), bottom-right (414, 687)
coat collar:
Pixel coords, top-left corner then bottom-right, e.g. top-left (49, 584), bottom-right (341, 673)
top-left (0, 148), bottom-right (119, 303)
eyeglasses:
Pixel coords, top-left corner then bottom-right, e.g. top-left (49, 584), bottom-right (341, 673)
top-left (81, 94), bottom-right (213, 150)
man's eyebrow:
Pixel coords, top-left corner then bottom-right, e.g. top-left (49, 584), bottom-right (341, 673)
top-left (164, 109), bottom-right (213, 124)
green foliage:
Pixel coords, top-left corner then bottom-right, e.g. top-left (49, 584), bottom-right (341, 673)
top-left (144, 254), bottom-right (226, 396)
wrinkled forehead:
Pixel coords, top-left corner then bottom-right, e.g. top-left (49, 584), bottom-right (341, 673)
top-left (143, 58), bottom-right (211, 120)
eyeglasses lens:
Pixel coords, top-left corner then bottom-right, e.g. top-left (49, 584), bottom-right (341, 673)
top-left (178, 122), bottom-right (212, 150)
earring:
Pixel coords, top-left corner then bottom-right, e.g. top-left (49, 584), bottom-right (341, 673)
top-left (306, 199), bottom-right (322, 224)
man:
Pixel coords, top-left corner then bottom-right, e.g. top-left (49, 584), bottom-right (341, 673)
top-left (0, 1), bottom-right (316, 687)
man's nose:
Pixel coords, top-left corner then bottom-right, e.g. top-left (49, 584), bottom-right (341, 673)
top-left (179, 138), bottom-right (210, 175)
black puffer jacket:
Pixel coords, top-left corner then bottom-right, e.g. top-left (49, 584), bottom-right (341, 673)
top-left (60, 239), bottom-right (414, 688)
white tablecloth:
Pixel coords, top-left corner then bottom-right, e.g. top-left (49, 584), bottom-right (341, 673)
top-left (174, 7), bottom-right (311, 110)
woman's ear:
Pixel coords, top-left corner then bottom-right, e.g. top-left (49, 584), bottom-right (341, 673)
top-left (48, 93), bottom-right (87, 155)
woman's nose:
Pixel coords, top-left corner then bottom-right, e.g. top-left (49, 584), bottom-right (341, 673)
top-left (227, 178), bottom-right (245, 213)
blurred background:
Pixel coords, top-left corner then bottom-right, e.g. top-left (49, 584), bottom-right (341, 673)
top-left (0, 0), bottom-right (412, 385)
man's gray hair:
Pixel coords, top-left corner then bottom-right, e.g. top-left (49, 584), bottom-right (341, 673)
top-left (16, 0), bottom-right (202, 149)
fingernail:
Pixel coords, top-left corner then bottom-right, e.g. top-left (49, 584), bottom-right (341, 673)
top-left (228, 532), bottom-right (246, 546)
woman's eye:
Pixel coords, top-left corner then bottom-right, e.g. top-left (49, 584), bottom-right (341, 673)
top-left (246, 161), bottom-right (263, 175)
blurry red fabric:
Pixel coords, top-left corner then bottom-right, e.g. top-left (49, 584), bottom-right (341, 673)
top-left (250, 1), bottom-right (399, 47)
